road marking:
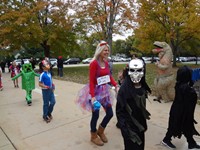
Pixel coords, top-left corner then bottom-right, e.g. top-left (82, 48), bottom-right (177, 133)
top-left (33, 88), bottom-right (57, 97)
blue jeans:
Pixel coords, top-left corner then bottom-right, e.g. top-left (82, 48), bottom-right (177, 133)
top-left (58, 68), bottom-right (63, 77)
top-left (90, 106), bottom-right (113, 132)
top-left (42, 89), bottom-right (56, 118)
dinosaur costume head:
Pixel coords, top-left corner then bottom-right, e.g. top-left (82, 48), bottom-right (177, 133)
top-left (22, 63), bottom-right (33, 73)
top-left (152, 41), bottom-right (168, 52)
top-left (152, 41), bottom-right (173, 60)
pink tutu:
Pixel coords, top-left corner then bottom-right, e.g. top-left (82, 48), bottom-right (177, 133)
top-left (75, 83), bottom-right (115, 112)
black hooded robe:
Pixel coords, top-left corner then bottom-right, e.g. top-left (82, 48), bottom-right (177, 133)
top-left (164, 66), bottom-right (199, 145)
top-left (116, 76), bottom-right (151, 150)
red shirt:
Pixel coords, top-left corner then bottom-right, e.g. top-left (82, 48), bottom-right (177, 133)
top-left (9, 65), bottom-right (20, 78)
top-left (89, 60), bottom-right (117, 97)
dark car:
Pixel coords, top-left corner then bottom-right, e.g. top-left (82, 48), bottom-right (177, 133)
top-left (63, 58), bottom-right (81, 64)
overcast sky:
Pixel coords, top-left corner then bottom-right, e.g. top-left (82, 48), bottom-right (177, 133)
top-left (112, 29), bottom-right (133, 41)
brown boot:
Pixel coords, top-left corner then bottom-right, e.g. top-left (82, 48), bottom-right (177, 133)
top-left (90, 131), bottom-right (104, 146)
top-left (97, 125), bottom-right (108, 143)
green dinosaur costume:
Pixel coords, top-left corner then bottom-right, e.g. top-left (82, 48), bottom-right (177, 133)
top-left (12, 63), bottom-right (40, 106)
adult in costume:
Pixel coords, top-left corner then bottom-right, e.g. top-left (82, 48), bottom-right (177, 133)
top-left (116, 59), bottom-right (151, 150)
top-left (152, 41), bottom-right (175, 102)
top-left (76, 41), bottom-right (118, 146)
top-left (162, 66), bottom-right (200, 149)
top-left (12, 63), bottom-right (40, 106)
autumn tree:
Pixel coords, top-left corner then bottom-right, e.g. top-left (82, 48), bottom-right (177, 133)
top-left (134, 0), bottom-right (200, 66)
top-left (0, 0), bottom-right (78, 58)
top-left (181, 38), bottom-right (200, 65)
top-left (112, 36), bottom-right (139, 56)
top-left (71, 0), bottom-right (137, 54)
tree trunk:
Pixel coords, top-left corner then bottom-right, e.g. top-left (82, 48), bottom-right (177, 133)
top-left (107, 3), bottom-right (115, 56)
top-left (173, 52), bottom-right (177, 67)
top-left (170, 40), bottom-right (177, 67)
top-left (41, 40), bottom-right (50, 57)
top-left (44, 46), bottom-right (50, 58)
top-left (107, 32), bottom-right (112, 55)
top-left (195, 56), bottom-right (198, 65)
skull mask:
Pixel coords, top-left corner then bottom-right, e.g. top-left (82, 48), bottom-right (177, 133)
top-left (128, 59), bottom-right (144, 83)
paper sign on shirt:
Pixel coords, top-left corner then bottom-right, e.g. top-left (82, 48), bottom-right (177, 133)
top-left (97, 75), bottom-right (110, 85)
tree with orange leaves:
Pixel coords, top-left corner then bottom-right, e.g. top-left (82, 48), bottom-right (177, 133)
top-left (71, 0), bottom-right (137, 54)
top-left (0, 0), bottom-right (78, 57)
top-left (134, 0), bottom-right (200, 67)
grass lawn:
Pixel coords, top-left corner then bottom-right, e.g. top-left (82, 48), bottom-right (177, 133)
top-left (53, 63), bottom-right (199, 88)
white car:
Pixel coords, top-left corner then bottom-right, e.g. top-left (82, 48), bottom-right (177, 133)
top-left (14, 59), bottom-right (30, 65)
top-left (82, 58), bottom-right (92, 64)
top-left (23, 59), bottom-right (30, 64)
top-left (49, 58), bottom-right (57, 66)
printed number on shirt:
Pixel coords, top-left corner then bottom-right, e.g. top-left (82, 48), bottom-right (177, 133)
top-left (97, 75), bottom-right (110, 85)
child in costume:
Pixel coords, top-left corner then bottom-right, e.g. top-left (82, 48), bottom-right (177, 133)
top-left (116, 59), bottom-right (151, 150)
top-left (0, 68), bottom-right (3, 91)
top-left (12, 63), bottom-right (40, 106)
top-left (76, 41), bottom-right (118, 146)
top-left (9, 61), bottom-right (20, 88)
top-left (39, 60), bottom-right (56, 123)
top-left (162, 66), bottom-right (200, 149)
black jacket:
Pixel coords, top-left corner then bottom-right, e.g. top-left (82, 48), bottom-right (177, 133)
top-left (116, 75), bottom-right (151, 144)
top-left (168, 66), bottom-right (199, 138)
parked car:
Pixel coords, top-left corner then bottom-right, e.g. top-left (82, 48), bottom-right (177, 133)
top-left (63, 58), bottom-right (81, 64)
top-left (14, 59), bottom-right (30, 66)
top-left (49, 58), bottom-right (57, 66)
top-left (14, 59), bottom-right (22, 65)
top-left (82, 58), bottom-right (92, 64)
top-left (23, 59), bottom-right (30, 64)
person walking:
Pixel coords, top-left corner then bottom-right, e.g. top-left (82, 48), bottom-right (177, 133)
top-left (116, 59), bottom-right (151, 150)
top-left (39, 60), bottom-right (56, 123)
top-left (89, 41), bottom-right (118, 146)
top-left (162, 65), bottom-right (200, 149)
top-left (30, 57), bottom-right (36, 70)
top-left (7, 60), bottom-right (11, 73)
top-left (76, 41), bottom-right (118, 146)
top-left (57, 56), bottom-right (63, 77)
top-left (9, 61), bottom-right (20, 88)
top-left (0, 68), bottom-right (3, 91)
top-left (0, 60), bottom-right (6, 73)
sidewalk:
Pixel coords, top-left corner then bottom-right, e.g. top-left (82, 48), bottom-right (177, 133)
top-left (0, 72), bottom-right (200, 150)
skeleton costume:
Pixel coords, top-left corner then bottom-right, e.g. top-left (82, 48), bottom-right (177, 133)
top-left (116, 59), bottom-right (151, 150)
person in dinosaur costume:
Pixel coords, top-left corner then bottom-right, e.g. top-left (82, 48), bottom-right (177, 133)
top-left (12, 63), bottom-right (40, 106)
top-left (152, 41), bottom-right (175, 102)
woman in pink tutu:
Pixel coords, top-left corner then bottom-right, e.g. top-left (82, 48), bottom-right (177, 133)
top-left (76, 41), bottom-right (118, 146)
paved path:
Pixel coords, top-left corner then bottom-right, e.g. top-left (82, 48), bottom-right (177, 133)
top-left (0, 71), bottom-right (200, 150)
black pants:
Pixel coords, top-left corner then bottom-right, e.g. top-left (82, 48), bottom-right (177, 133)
top-left (90, 106), bottom-right (113, 132)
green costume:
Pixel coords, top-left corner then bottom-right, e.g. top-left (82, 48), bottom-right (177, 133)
top-left (12, 63), bottom-right (40, 106)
